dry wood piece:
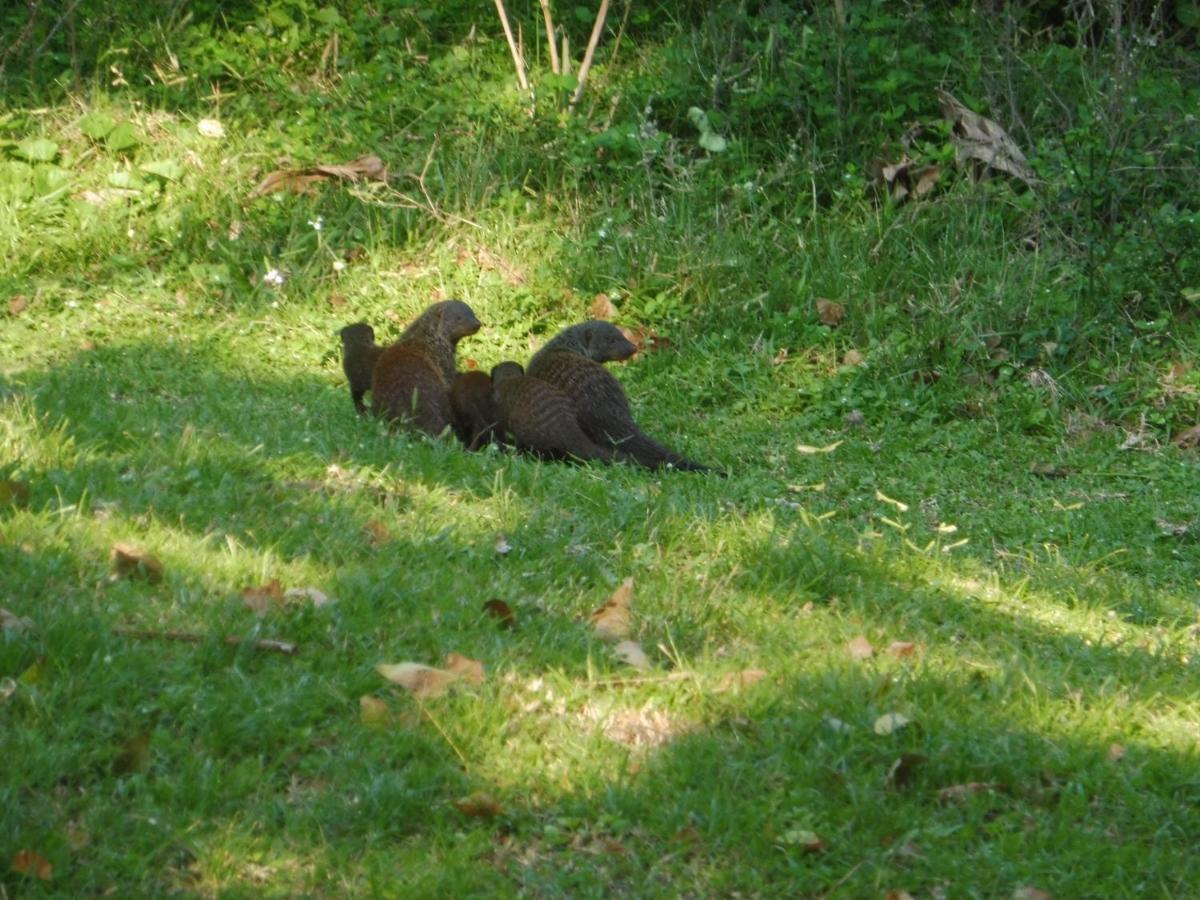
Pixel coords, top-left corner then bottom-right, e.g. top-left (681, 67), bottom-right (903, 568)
top-left (937, 89), bottom-right (1037, 187)
top-left (113, 627), bottom-right (298, 655)
top-left (248, 155), bottom-right (389, 199)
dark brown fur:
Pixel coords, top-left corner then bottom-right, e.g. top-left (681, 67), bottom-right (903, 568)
top-left (339, 322), bottom-right (382, 415)
top-left (527, 321), bottom-right (714, 473)
top-left (449, 370), bottom-right (502, 450)
top-left (491, 361), bottom-right (617, 463)
top-left (370, 300), bottom-right (481, 436)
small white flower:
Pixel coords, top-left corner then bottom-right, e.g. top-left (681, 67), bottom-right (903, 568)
top-left (308, 216), bottom-right (323, 231)
top-left (264, 268), bottom-right (285, 286)
top-left (332, 259), bottom-right (346, 272)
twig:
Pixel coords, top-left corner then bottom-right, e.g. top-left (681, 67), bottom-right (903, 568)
top-left (417, 699), bottom-right (469, 768)
top-left (570, 0), bottom-right (611, 112)
top-left (493, 0), bottom-right (529, 92)
top-left (608, 0), bottom-right (633, 71)
top-left (114, 627), bottom-right (298, 655)
top-left (538, 0), bottom-right (560, 74)
top-left (32, 0), bottom-right (85, 56)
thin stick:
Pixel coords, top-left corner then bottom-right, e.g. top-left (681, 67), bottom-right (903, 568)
top-left (417, 699), bottom-right (469, 768)
top-left (538, 0), bottom-right (560, 74)
top-left (114, 627), bottom-right (299, 656)
top-left (608, 0), bottom-right (632, 71)
top-left (569, 0), bottom-right (611, 111)
top-left (493, 0), bottom-right (529, 92)
top-left (562, 33), bottom-right (571, 75)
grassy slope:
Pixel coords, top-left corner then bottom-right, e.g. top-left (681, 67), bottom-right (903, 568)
top-left (2, 5), bottom-right (1199, 897)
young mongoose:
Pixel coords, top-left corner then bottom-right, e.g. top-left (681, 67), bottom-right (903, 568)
top-left (526, 321), bottom-right (714, 473)
top-left (370, 300), bottom-right (481, 436)
top-left (449, 370), bottom-right (502, 450)
top-left (491, 361), bottom-right (617, 464)
top-left (339, 322), bottom-right (382, 415)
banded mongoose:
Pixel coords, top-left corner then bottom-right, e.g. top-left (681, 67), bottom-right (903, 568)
top-left (491, 361), bottom-right (617, 464)
top-left (449, 370), bottom-right (502, 450)
top-left (526, 321), bottom-right (714, 473)
top-left (339, 322), bottom-right (382, 415)
top-left (370, 300), bottom-right (481, 436)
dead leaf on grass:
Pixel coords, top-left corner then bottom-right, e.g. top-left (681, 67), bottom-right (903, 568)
top-left (887, 641), bottom-right (917, 659)
top-left (614, 640), bottom-right (650, 670)
top-left (1, 608), bottom-right (33, 632)
top-left (937, 782), bottom-right (1003, 804)
top-left (937, 89), bottom-right (1037, 187)
top-left (359, 695), bottom-right (392, 728)
top-left (241, 579), bottom-right (284, 616)
top-left (715, 668), bottom-right (768, 692)
top-left (590, 293), bottom-right (618, 319)
top-left (0, 479), bottom-right (30, 507)
top-left (9, 295), bottom-right (28, 315)
top-left (873, 712), bottom-right (911, 735)
top-left (248, 154), bottom-right (388, 198)
top-left (842, 349), bottom-right (866, 366)
top-left (0, 678), bottom-right (16, 702)
top-left (483, 598), bottom-right (516, 629)
top-left (376, 662), bottom-right (460, 698)
top-left (780, 828), bottom-right (825, 853)
top-left (364, 519), bottom-right (390, 546)
top-left (285, 587), bottom-right (336, 607)
top-left (110, 543), bottom-right (164, 583)
top-left (590, 577), bottom-right (633, 640)
top-left (848, 636), bottom-right (874, 661)
top-left (11, 849), bottom-right (53, 881)
top-left (815, 297), bottom-right (845, 327)
top-left (444, 652), bottom-right (485, 685)
top-left (1172, 424), bottom-right (1200, 449)
top-left (619, 325), bottom-right (670, 354)
top-left (884, 892), bottom-right (916, 900)
top-left (454, 791), bottom-right (504, 818)
top-left (795, 440), bottom-right (843, 455)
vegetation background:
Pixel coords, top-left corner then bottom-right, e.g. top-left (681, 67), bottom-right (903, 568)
top-left (1, 0), bottom-right (1198, 895)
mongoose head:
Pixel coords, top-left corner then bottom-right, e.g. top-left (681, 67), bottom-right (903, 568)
top-left (434, 300), bottom-right (482, 342)
top-left (546, 320), bottom-right (637, 362)
top-left (490, 361), bottom-right (525, 385)
top-left (339, 322), bottom-right (375, 346)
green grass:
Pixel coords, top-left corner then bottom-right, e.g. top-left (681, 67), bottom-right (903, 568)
top-left (3, 3), bottom-right (1200, 896)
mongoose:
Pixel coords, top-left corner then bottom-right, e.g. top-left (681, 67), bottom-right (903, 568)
top-left (339, 322), bottom-right (382, 415)
top-left (449, 370), bottom-right (502, 450)
top-left (371, 300), bottom-right (481, 436)
top-left (526, 321), bottom-right (714, 473)
top-left (491, 361), bottom-right (617, 464)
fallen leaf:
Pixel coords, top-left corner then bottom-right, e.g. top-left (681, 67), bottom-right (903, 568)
top-left (364, 519), bottom-right (390, 546)
top-left (444, 652), bottom-right (485, 685)
top-left (780, 828), bottom-right (825, 853)
top-left (591, 293), bottom-right (618, 319)
top-left (0, 677), bottom-right (16, 702)
top-left (241, 579), bottom-right (284, 616)
top-left (886, 752), bottom-right (927, 789)
top-left (482, 598), bottom-right (516, 629)
top-left (1172, 425), bottom-right (1200, 449)
top-left (848, 636), bottom-right (875, 661)
top-left (590, 577), bottom-right (634, 640)
top-left (619, 325), bottom-right (669, 354)
top-left (884, 892), bottom-right (916, 900)
top-left (376, 662), bottom-right (459, 698)
top-left (937, 782), bottom-right (1002, 805)
top-left (64, 823), bottom-right (91, 850)
top-left (1012, 889), bottom-right (1052, 900)
top-left (454, 791), bottom-right (503, 818)
top-left (842, 349), bottom-right (866, 366)
top-left (795, 440), bottom-right (843, 454)
top-left (912, 163), bottom-right (941, 198)
top-left (873, 712), bottom-right (911, 735)
top-left (197, 118), bottom-right (225, 138)
top-left (110, 543), bottom-right (164, 583)
top-left (494, 533), bottom-right (512, 555)
top-left (113, 730), bottom-right (152, 775)
top-left (11, 849), bottom-right (52, 881)
top-left (1, 608), bottom-right (33, 632)
top-left (715, 668), bottom-right (768, 692)
top-left (815, 297), bottom-right (845, 327)
top-left (328, 292), bottom-right (346, 309)
top-left (874, 490), bottom-right (910, 512)
top-left (772, 347), bottom-right (789, 365)
top-left (937, 89), bottom-right (1037, 187)
top-left (614, 640), bottom-right (650, 669)
top-left (359, 695), bottom-right (391, 728)
top-left (887, 641), bottom-right (917, 659)
top-left (284, 586), bottom-right (335, 607)
top-left (9, 295), bottom-right (27, 315)
top-left (1107, 743), bottom-right (1126, 763)
top-left (249, 155), bottom-right (388, 198)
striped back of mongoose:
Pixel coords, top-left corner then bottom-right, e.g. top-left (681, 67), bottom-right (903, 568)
top-left (491, 362), bottom-right (616, 463)
top-left (527, 322), bottom-right (712, 473)
top-left (339, 322), bottom-right (382, 415)
top-left (449, 370), bottom-right (502, 450)
top-left (370, 300), bottom-right (481, 436)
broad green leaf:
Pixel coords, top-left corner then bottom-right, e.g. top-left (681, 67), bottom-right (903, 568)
top-left (14, 138), bottom-right (58, 162)
top-left (140, 159), bottom-right (184, 181)
top-left (79, 112), bottom-right (117, 141)
top-left (106, 122), bottom-right (139, 152)
top-left (698, 131), bottom-right (728, 153)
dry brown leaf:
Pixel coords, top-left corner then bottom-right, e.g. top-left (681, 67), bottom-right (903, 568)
top-left (249, 154), bottom-right (388, 198)
top-left (772, 347), bottom-right (789, 366)
top-left (0, 479), bottom-right (29, 507)
top-left (888, 641), bottom-right (917, 659)
top-left (886, 752), bottom-right (927, 789)
top-left (113, 730), bottom-right (152, 775)
top-left (1, 608), bottom-right (33, 632)
top-left (937, 89), bottom-right (1037, 187)
top-left (816, 297), bottom-right (845, 327)
top-left (285, 587), bottom-right (335, 607)
top-left (241, 579), bottom-right (284, 616)
top-left (359, 695), bottom-right (391, 728)
top-left (328, 292), bottom-right (346, 309)
top-left (364, 519), bottom-right (390, 546)
top-left (444, 652), bottom-right (485, 685)
top-left (715, 668), bottom-right (768, 692)
top-left (614, 640), bottom-right (650, 669)
top-left (9, 295), bottom-right (28, 315)
top-left (11, 849), bottom-right (53, 881)
top-left (842, 349), bottom-right (866, 366)
top-left (912, 163), bottom-right (941, 199)
top-left (873, 712), bottom-right (911, 735)
top-left (454, 791), bottom-right (503, 818)
top-left (1107, 743), bottom-right (1126, 763)
top-left (848, 636), bottom-right (874, 661)
top-left (937, 782), bottom-right (1002, 805)
top-left (376, 662), bottom-right (459, 698)
top-left (110, 543), bottom-right (164, 583)
top-left (1172, 424), bottom-right (1200, 449)
top-left (590, 577), bottom-right (634, 640)
top-left (591, 293), bottom-right (618, 319)
top-left (483, 598), bottom-right (516, 629)
top-left (1013, 889), bottom-right (1052, 900)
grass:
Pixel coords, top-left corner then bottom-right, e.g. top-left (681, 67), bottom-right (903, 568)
top-left (3, 3), bottom-right (1200, 896)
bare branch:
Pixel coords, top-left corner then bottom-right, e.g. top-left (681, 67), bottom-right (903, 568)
top-left (494, 0), bottom-right (530, 92)
top-left (570, 0), bottom-right (611, 112)
top-left (539, 0), bottom-right (561, 74)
